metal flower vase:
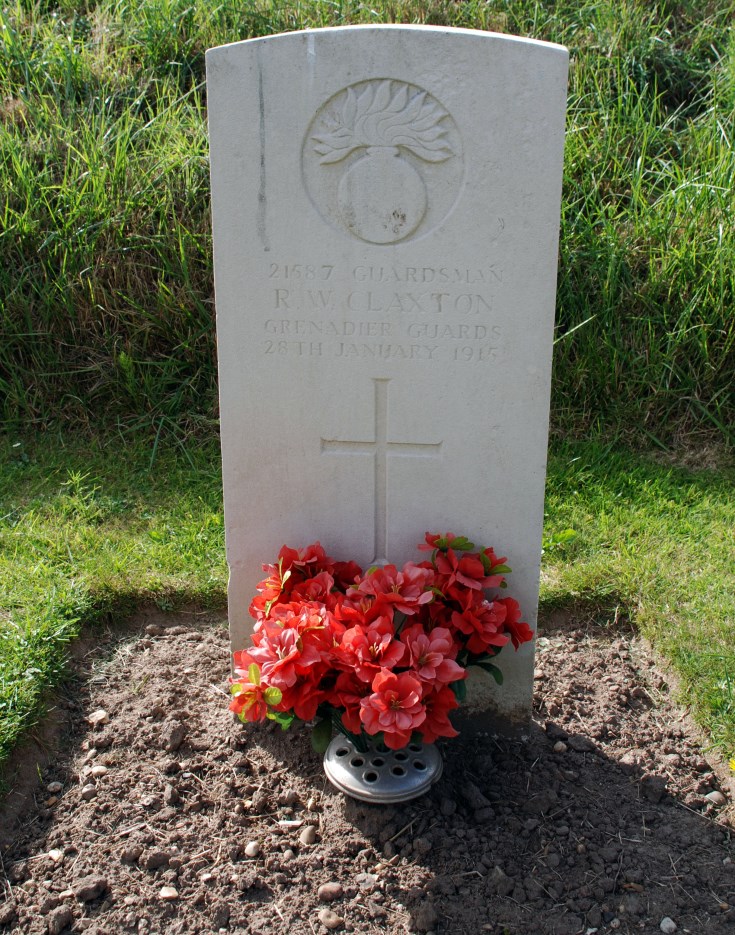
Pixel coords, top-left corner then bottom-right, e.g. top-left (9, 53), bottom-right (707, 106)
top-left (323, 734), bottom-right (442, 804)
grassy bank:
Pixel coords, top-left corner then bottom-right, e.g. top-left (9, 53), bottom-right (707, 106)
top-left (2, 0), bottom-right (734, 444)
top-left (2, 434), bottom-right (734, 777)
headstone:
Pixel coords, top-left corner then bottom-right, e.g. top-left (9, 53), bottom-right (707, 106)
top-left (207, 25), bottom-right (568, 723)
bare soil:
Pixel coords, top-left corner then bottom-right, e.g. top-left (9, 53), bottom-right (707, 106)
top-left (1, 610), bottom-right (734, 935)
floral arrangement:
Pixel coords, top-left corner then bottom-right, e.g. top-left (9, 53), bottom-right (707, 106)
top-left (229, 533), bottom-right (533, 751)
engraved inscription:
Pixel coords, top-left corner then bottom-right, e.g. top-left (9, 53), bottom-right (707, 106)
top-left (302, 80), bottom-right (463, 244)
top-left (321, 378), bottom-right (442, 565)
top-left (260, 258), bottom-right (505, 362)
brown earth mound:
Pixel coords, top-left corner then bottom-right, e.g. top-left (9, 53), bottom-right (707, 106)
top-left (1, 610), bottom-right (734, 935)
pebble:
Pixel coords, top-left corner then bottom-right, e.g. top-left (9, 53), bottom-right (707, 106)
top-left (87, 709), bottom-right (109, 727)
top-left (299, 825), bottom-right (317, 846)
top-left (47, 782), bottom-right (63, 794)
top-left (553, 741), bottom-right (568, 753)
top-left (48, 849), bottom-right (64, 863)
top-left (159, 886), bottom-right (179, 900)
top-left (660, 918), bottom-right (677, 934)
top-left (89, 765), bottom-right (108, 778)
top-left (705, 791), bottom-right (726, 806)
top-left (317, 907), bottom-right (344, 929)
top-left (318, 881), bottom-right (344, 902)
top-left (244, 841), bottom-right (261, 858)
top-left (80, 784), bottom-right (97, 801)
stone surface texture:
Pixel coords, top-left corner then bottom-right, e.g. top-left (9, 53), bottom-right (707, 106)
top-left (207, 25), bottom-right (569, 719)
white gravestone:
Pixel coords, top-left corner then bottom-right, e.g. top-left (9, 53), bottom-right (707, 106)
top-left (207, 25), bottom-right (568, 723)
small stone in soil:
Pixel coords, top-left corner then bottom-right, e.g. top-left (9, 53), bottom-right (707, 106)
top-left (48, 849), bottom-right (64, 862)
top-left (159, 886), bottom-right (179, 900)
top-left (47, 782), bottom-right (63, 794)
top-left (87, 709), bottom-right (109, 727)
top-left (705, 791), bottom-right (726, 806)
top-left (553, 741), bottom-right (568, 753)
top-left (299, 825), bottom-right (317, 846)
top-left (80, 784), bottom-right (97, 800)
top-left (660, 918), bottom-right (677, 934)
top-left (244, 840), bottom-right (261, 858)
top-left (317, 907), bottom-right (344, 929)
top-left (318, 881), bottom-right (343, 902)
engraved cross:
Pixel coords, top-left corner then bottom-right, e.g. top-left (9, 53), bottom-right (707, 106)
top-left (320, 378), bottom-right (442, 566)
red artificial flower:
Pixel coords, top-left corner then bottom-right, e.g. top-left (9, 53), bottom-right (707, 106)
top-left (235, 533), bottom-right (527, 753)
top-left (401, 624), bottom-right (465, 686)
top-left (243, 621), bottom-right (323, 690)
top-left (250, 542), bottom-right (337, 619)
top-left (420, 684), bottom-right (459, 743)
top-left (360, 669), bottom-right (426, 749)
top-left (344, 563), bottom-right (434, 620)
top-left (495, 596), bottom-right (533, 649)
top-left (277, 679), bottom-right (326, 722)
top-left (331, 560), bottom-right (363, 591)
top-left (450, 593), bottom-right (510, 656)
top-left (335, 616), bottom-right (406, 682)
top-left (229, 660), bottom-right (282, 723)
top-left (326, 670), bottom-right (371, 735)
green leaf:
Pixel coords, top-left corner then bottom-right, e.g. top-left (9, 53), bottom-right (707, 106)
top-left (451, 679), bottom-right (467, 703)
top-left (263, 686), bottom-right (282, 705)
top-left (311, 717), bottom-right (333, 753)
top-left (451, 536), bottom-right (475, 552)
top-left (230, 682), bottom-right (242, 695)
top-left (267, 710), bottom-right (295, 730)
top-left (491, 564), bottom-right (512, 575)
top-left (248, 663), bottom-right (260, 686)
top-left (475, 661), bottom-right (504, 685)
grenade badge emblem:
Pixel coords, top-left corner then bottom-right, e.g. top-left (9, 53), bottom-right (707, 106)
top-left (302, 80), bottom-right (463, 245)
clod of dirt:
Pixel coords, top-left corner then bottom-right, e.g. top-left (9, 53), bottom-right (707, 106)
top-left (46, 906), bottom-right (73, 935)
top-left (72, 875), bottom-right (108, 902)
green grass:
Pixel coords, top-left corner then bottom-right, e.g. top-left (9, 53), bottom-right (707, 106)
top-left (2, 433), bottom-right (734, 778)
top-left (1, 0), bottom-right (734, 444)
top-left (0, 432), bottom-right (226, 768)
top-left (543, 441), bottom-right (735, 750)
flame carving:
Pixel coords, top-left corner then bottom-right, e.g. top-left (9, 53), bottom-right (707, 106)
top-left (312, 80), bottom-right (456, 165)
